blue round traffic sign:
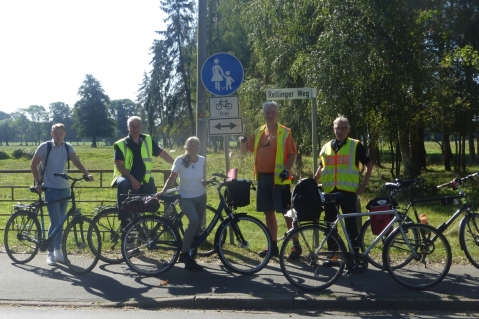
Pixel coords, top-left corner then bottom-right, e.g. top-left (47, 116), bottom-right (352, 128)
top-left (201, 53), bottom-right (244, 96)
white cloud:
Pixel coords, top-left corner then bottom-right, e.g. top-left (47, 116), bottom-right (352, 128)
top-left (0, 0), bottom-right (166, 114)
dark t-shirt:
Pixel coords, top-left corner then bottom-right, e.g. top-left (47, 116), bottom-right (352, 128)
top-left (319, 139), bottom-right (371, 167)
top-left (114, 135), bottom-right (163, 182)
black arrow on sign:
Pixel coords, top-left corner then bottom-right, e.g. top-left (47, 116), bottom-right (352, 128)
top-left (215, 122), bottom-right (237, 130)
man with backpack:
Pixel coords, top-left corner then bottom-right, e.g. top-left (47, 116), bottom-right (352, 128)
top-left (111, 116), bottom-right (174, 230)
top-left (314, 115), bottom-right (372, 266)
top-left (239, 101), bottom-right (300, 259)
top-left (30, 123), bottom-right (94, 266)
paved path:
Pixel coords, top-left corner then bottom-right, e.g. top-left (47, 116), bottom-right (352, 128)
top-left (0, 250), bottom-right (478, 311)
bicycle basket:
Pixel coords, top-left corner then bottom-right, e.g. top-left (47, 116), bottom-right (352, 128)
top-left (121, 195), bottom-right (160, 213)
top-left (224, 179), bottom-right (251, 208)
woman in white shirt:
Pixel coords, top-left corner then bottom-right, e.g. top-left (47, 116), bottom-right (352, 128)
top-left (157, 137), bottom-right (206, 271)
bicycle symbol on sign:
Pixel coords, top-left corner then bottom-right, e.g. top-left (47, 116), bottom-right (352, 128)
top-left (215, 100), bottom-right (233, 110)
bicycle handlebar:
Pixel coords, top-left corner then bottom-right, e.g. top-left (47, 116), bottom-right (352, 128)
top-left (53, 172), bottom-right (90, 182)
top-left (437, 172), bottom-right (479, 189)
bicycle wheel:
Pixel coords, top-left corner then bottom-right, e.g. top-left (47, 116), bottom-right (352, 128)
top-left (4, 210), bottom-right (41, 264)
top-left (360, 214), bottom-right (414, 270)
top-left (279, 224), bottom-right (346, 291)
top-left (121, 215), bottom-right (181, 276)
top-left (383, 223), bottom-right (451, 290)
top-left (459, 212), bottom-right (479, 269)
top-left (194, 205), bottom-right (225, 256)
top-left (91, 207), bottom-right (123, 264)
top-left (215, 214), bottom-right (272, 275)
top-left (62, 217), bottom-right (101, 274)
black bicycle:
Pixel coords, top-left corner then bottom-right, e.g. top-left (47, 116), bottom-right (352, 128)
top-left (120, 173), bottom-right (273, 276)
top-left (4, 173), bottom-right (102, 274)
top-left (91, 186), bottom-right (221, 264)
top-left (360, 172), bottom-right (479, 269)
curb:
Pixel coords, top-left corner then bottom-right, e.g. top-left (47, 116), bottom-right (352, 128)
top-left (1, 296), bottom-right (478, 312)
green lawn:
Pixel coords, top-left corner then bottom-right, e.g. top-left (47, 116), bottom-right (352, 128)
top-left (1, 142), bottom-right (478, 264)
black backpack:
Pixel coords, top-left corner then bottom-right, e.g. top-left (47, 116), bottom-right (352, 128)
top-left (37, 142), bottom-right (70, 183)
top-left (291, 177), bottom-right (323, 222)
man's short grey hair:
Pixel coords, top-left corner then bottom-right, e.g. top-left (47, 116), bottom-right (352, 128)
top-left (127, 116), bottom-right (142, 126)
top-left (262, 101), bottom-right (279, 111)
top-left (333, 114), bottom-right (350, 128)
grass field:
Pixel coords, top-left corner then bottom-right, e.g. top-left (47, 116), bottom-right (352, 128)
top-left (1, 141), bottom-right (478, 265)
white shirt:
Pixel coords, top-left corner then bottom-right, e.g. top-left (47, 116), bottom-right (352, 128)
top-left (172, 155), bottom-right (206, 198)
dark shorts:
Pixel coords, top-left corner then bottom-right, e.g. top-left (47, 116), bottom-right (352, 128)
top-left (256, 173), bottom-right (290, 214)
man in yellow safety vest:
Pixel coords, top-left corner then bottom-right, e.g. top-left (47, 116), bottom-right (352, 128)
top-left (239, 101), bottom-right (298, 259)
top-left (314, 115), bottom-right (373, 266)
top-left (112, 116), bottom-right (174, 229)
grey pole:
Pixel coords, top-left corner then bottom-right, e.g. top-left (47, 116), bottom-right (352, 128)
top-left (196, 0), bottom-right (207, 157)
top-left (312, 88), bottom-right (318, 174)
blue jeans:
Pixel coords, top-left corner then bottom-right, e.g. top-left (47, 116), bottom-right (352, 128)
top-left (44, 188), bottom-right (70, 252)
top-left (116, 176), bottom-right (156, 222)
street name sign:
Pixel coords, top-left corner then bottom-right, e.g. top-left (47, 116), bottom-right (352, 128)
top-left (266, 88), bottom-right (313, 100)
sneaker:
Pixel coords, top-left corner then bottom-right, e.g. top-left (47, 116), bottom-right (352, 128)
top-left (54, 250), bottom-right (65, 263)
top-left (288, 245), bottom-right (302, 259)
top-left (181, 255), bottom-right (203, 271)
top-left (258, 246), bottom-right (279, 258)
top-left (46, 252), bottom-right (56, 266)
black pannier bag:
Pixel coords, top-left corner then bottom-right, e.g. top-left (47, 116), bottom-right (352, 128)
top-left (366, 197), bottom-right (393, 235)
top-left (224, 179), bottom-right (252, 208)
top-left (121, 195), bottom-right (160, 213)
top-left (291, 178), bottom-right (323, 222)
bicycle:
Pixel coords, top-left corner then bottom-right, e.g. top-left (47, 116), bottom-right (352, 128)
top-left (91, 187), bottom-right (222, 264)
top-left (279, 192), bottom-right (452, 291)
top-left (360, 172), bottom-right (479, 269)
top-left (4, 173), bottom-right (102, 274)
top-left (120, 172), bottom-right (273, 276)
top-left (215, 99), bottom-right (233, 110)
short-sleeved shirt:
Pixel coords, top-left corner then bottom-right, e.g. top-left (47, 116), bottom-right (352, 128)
top-left (34, 140), bottom-right (74, 189)
top-left (114, 135), bottom-right (163, 182)
top-left (246, 129), bottom-right (297, 173)
top-left (171, 155), bottom-right (206, 198)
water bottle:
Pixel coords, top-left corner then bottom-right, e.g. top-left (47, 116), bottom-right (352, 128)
top-left (420, 214), bottom-right (430, 234)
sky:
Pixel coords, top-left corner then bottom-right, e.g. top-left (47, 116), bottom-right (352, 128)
top-left (0, 0), bottom-right (167, 115)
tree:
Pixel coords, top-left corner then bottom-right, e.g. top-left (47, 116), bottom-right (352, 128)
top-left (108, 99), bottom-right (138, 138)
top-left (158, 0), bottom-right (196, 136)
top-left (0, 118), bottom-right (13, 145)
top-left (11, 111), bottom-right (30, 145)
top-left (49, 102), bottom-right (77, 142)
top-left (23, 105), bottom-right (49, 144)
top-left (72, 74), bottom-right (114, 147)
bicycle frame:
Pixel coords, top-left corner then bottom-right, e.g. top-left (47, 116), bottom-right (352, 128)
top-left (17, 178), bottom-right (82, 250)
top-left (330, 208), bottom-right (415, 257)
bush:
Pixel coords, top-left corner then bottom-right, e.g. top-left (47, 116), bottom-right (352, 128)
top-left (0, 150), bottom-right (9, 160)
top-left (12, 148), bottom-right (35, 160)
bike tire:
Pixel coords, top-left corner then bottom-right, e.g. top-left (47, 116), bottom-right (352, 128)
top-left (459, 212), bottom-right (479, 269)
top-left (279, 224), bottom-right (346, 291)
top-left (62, 216), bottom-right (101, 274)
top-left (121, 215), bottom-right (181, 276)
top-left (383, 223), bottom-right (452, 290)
top-left (91, 207), bottom-right (123, 264)
top-left (190, 205), bottom-right (225, 256)
top-left (4, 210), bottom-right (41, 264)
top-left (215, 214), bottom-right (272, 275)
top-left (360, 214), bottom-right (414, 270)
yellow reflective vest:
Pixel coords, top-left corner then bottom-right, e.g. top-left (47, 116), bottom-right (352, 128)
top-left (111, 135), bottom-right (153, 186)
top-left (253, 123), bottom-right (292, 185)
top-left (319, 138), bottom-right (359, 193)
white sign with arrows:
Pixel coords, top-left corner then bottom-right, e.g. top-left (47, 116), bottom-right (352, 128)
top-left (208, 118), bottom-right (243, 135)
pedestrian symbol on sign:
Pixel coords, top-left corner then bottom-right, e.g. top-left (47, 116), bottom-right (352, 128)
top-left (201, 53), bottom-right (244, 96)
